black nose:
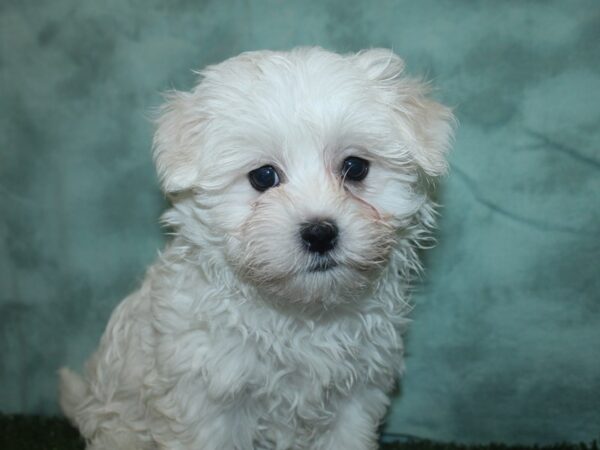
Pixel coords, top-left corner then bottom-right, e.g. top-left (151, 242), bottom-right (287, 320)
top-left (300, 220), bottom-right (339, 254)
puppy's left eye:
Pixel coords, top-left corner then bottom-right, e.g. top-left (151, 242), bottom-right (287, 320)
top-left (341, 157), bottom-right (369, 182)
top-left (248, 165), bottom-right (281, 191)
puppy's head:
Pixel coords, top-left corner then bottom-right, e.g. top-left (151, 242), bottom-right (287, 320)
top-left (154, 48), bottom-right (454, 306)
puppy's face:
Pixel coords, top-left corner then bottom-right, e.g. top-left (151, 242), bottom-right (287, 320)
top-left (154, 48), bottom-right (453, 306)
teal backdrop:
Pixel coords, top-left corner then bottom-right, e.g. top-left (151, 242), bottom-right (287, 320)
top-left (1, 0), bottom-right (599, 444)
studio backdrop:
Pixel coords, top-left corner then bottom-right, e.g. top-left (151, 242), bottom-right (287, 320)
top-left (1, 0), bottom-right (599, 444)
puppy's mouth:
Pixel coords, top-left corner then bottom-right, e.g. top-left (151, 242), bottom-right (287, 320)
top-left (308, 257), bottom-right (338, 273)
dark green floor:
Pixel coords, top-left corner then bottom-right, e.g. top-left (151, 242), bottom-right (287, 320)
top-left (0, 414), bottom-right (596, 450)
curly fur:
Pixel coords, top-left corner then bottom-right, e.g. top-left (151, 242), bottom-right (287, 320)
top-left (59, 47), bottom-right (454, 450)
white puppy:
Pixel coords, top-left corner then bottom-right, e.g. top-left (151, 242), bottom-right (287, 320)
top-left (59, 47), bottom-right (454, 450)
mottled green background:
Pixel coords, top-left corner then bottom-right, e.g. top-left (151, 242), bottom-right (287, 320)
top-left (1, 0), bottom-right (599, 444)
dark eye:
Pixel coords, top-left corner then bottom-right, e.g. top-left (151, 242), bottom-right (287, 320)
top-left (341, 157), bottom-right (369, 182)
top-left (248, 165), bottom-right (281, 191)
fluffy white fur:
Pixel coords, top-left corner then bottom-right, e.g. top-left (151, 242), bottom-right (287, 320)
top-left (59, 47), bottom-right (454, 450)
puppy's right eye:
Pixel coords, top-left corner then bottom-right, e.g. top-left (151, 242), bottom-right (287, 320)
top-left (248, 165), bottom-right (281, 192)
top-left (341, 156), bottom-right (369, 182)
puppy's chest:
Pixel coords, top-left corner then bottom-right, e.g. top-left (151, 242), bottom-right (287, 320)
top-left (184, 312), bottom-right (401, 448)
top-left (204, 325), bottom-right (366, 396)
top-left (203, 316), bottom-right (399, 406)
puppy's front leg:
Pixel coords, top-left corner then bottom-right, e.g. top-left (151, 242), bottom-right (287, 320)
top-left (313, 386), bottom-right (390, 450)
top-left (150, 402), bottom-right (250, 450)
top-left (147, 371), bottom-right (256, 450)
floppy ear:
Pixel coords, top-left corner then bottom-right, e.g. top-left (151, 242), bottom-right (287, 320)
top-left (354, 48), bottom-right (455, 177)
top-left (152, 90), bottom-right (206, 193)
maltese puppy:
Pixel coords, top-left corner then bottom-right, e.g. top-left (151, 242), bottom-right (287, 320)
top-left (59, 47), bottom-right (454, 450)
